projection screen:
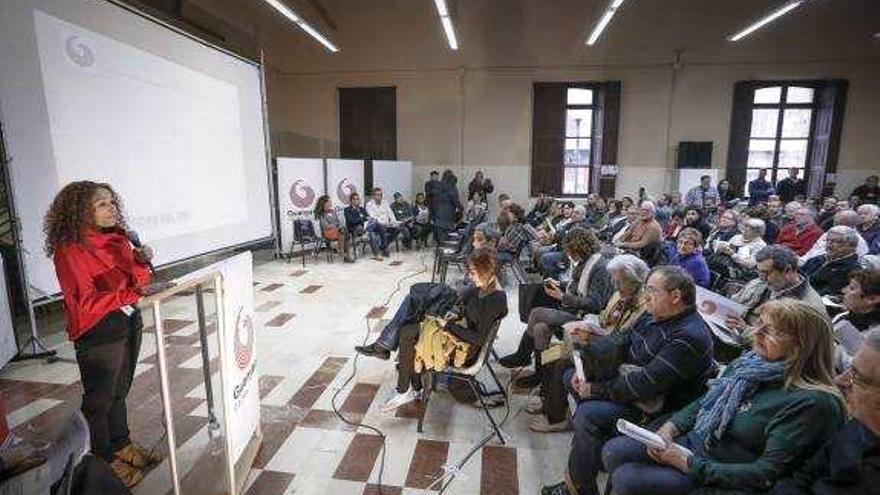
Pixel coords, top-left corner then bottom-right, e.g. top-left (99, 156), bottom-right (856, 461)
top-left (0, 0), bottom-right (273, 298)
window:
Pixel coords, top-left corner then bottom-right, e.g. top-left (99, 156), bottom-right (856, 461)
top-left (531, 82), bottom-right (620, 197)
top-left (563, 88), bottom-right (594, 195)
top-left (745, 84), bottom-right (814, 186)
top-left (726, 80), bottom-right (847, 198)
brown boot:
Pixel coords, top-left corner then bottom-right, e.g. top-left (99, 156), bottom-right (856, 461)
top-left (109, 458), bottom-right (143, 488)
top-left (115, 442), bottom-right (163, 468)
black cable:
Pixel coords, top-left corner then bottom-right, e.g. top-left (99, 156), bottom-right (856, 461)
top-left (330, 246), bottom-right (431, 495)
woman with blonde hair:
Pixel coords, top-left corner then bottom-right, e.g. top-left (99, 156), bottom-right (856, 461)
top-left (599, 299), bottom-right (845, 495)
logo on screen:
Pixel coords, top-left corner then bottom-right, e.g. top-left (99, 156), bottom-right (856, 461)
top-left (289, 179), bottom-right (316, 209)
top-left (64, 35), bottom-right (95, 68)
top-left (233, 306), bottom-right (254, 370)
top-left (336, 178), bottom-right (358, 205)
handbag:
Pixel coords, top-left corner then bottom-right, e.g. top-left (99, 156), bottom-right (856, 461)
top-left (517, 282), bottom-right (558, 323)
top-left (323, 226), bottom-right (340, 241)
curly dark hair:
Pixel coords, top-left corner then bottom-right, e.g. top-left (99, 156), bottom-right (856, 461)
top-left (314, 195), bottom-right (331, 217)
top-left (43, 181), bottom-right (126, 256)
top-left (563, 228), bottom-right (600, 261)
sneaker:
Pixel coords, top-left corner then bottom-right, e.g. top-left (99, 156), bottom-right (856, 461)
top-left (354, 342), bottom-right (391, 360)
top-left (115, 442), bottom-right (163, 468)
top-left (514, 372), bottom-right (541, 389)
top-left (109, 458), bottom-right (143, 488)
top-left (525, 395), bottom-right (543, 414)
top-left (541, 482), bottom-right (573, 495)
top-left (529, 415), bottom-right (571, 433)
top-left (380, 389), bottom-right (420, 412)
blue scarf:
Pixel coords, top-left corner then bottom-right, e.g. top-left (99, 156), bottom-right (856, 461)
top-left (692, 351), bottom-right (785, 449)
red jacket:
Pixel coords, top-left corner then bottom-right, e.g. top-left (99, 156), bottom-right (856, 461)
top-left (775, 222), bottom-right (823, 256)
top-left (53, 228), bottom-right (150, 341)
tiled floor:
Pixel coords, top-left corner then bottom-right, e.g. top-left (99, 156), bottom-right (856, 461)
top-left (1, 248), bottom-right (576, 494)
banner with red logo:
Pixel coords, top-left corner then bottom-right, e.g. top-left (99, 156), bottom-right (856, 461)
top-left (216, 251), bottom-right (259, 462)
top-left (277, 157), bottom-right (325, 251)
top-left (326, 159), bottom-right (364, 207)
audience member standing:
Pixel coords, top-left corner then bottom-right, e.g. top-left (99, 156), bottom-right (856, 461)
top-left (432, 170), bottom-right (462, 242)
top-left (685, 175), bottom-right (720, 209)
top-left (424, 170), bottom-right (440, 222)
top-left (467, 170), bottom-right (494, 202)
top-left (851, 175), bottom-right (880, 205)
top-left (776, 167), bottom-right (806, 203)
top-left (748, 168), bottom-right (775, 205)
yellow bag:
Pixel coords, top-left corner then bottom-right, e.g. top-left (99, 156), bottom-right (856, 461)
top-left (413, 317), bottom-right (472, 373)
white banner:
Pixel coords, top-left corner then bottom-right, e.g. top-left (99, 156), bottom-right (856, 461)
top-left (216, 252), bottom-right (260, 462)
top-left (373, 160), bottom-right (413, 201)
top-left (326, 159), bottom-right (364, 206)
top-left (277, 158), bottom-right (325, 251)
top-left (0, 255), bottom-right (17, 368)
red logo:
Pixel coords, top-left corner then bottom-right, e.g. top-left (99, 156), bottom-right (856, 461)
top-left (336, 178), bottom-right (358, 205)
top-left (289, 179), bottom-right (316, 209)
top-left (233, 306), bottom-right (254, 370)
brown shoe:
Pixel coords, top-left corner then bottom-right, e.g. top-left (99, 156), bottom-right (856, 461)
top-left (115, 442), bottom-right (163, 468)
top-left (109, 458), bottom-right (143, 488)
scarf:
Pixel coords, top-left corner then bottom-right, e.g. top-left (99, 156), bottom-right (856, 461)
top-left (692, 351), bottom-right (785, 449)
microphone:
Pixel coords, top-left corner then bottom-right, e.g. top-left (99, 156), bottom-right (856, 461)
top-left (127, 230), bottom-right (156, 274)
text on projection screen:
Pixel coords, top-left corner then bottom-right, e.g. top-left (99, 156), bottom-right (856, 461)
top-left (34, 10), bottom-right (248, 241)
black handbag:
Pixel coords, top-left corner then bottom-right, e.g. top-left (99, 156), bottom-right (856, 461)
top-left (517, 283), bottom-right (559, 323)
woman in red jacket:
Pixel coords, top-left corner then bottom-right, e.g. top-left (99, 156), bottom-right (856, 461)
top-left (44, 181), bottom-right (161, 487)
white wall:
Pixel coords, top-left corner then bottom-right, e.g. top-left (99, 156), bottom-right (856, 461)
top-left (266, 60), bottom-right (880, 205)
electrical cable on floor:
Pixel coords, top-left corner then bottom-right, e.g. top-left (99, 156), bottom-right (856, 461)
top-left (330, 246), bottom-right (431, 495)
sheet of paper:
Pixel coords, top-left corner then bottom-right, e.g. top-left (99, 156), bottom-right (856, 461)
top-left (572, 350), bottom-right (586, 384)
top-left (695, 286), bottom-right (747, 327)
top-left (616, 419), bottom-right (694, 456)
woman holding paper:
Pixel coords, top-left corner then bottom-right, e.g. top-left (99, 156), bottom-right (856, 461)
top-left (602, 299), bottom-right (845, 495)
top-left (44, 181), bottom-right (161, 488)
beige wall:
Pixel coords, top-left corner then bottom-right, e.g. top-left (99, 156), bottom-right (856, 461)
top-left (266, 59), bottom-right (880, 204)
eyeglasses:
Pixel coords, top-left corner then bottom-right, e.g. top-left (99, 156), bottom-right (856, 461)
top-left (752, 322), bottom-right (788, 342)
top-left (841, 366), bottom-right (880, 390)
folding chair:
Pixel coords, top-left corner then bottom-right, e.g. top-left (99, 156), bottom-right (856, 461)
top-left (290, 217), bottom-right (320, 267)
top-left (417, 320), bottom-right (507, 444)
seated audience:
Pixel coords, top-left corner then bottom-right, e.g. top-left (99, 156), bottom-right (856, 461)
top-left (539, 205), bottom-right (589, 279)
top-left (377, 247), bottom-right (508, 411)
top-left (857, 204), bottom-right (880, 255)
top-left (529, 254), bottom-right (652, 432)
top-left (704, 209), bottom-right (739, 251)
top-left (499, 229), bottom-right (613, 386)
top-left (390, 192), bottom-right (414, 249)
top-left (776, 206), bottom-right (824, 256)
top-left (411, 192), bottom-right (432, 248)
top-left (526, 193), bottom-right (554, 227)
top-left (831, 269), bottom-right (880, 373)
top-left (602, 299), bottom-right (845, 495)
top-left (662, 208), bottom-right (685, 241)
top-left (770, 328), bottom-right (880, 495)
top-left (708, 218), bottom-right (767, 284)
top-left (801, 226), bottom-right (862, 297)
top-left (315, 195), bottom-right (348, 262)
top-left (727, 246), bottom-right (825, 334)
top-left (343, 192), bottom-right (383, 260)
top-left (613, 201), bottom-right (663, 253)
top-left (683, 207), bottom-right (711, 241)
top-left (497, 203), bottom-right (530, 263)
top-left (800, 209), bottom-right (869, 265)
top-left (815, 196), bottom-right (840, 231)
top-left (671, 228), bottom-right (710, 288)
top-left (542, 266), bottom-right (715, 495)
top-left (366, 187), bottom-right (400, 258)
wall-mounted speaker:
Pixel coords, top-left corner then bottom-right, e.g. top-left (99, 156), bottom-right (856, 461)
top-left (677, 141), bottom-right (713, 169)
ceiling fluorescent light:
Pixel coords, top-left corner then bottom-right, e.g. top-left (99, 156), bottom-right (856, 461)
top-left (728, 1), bottom-right (803, 42)
top-left (440, 16), bottom-right (459, 50)
top-left (262, 0), bottom-right (339, 52)
top-left (433, 0), bottom-right (449, 17)
top-left (433, 0), bottom-right (458, 51)
top-left (585, 0), bottom-right (626, 46)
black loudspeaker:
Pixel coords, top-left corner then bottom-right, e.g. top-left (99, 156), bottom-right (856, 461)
top-left (677, 141), bottom-right (712, 169)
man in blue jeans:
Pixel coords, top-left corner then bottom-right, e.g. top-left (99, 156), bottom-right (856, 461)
top-left (542, 266), bottom-right (714, 495)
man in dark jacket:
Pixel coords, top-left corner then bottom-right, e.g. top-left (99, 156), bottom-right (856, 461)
top-left (424, 170), bottom-right (440, 222)
top-left (852, 175), bottom-right (880, 206)
top-left (776, 167), bottom-right (806, 203)
top-left (542, 266), bottom-right (714, 495)
top-left (467, 170), bottom-right (494, 201)
top-left (770, 328), bottom-right (880, 495)
top-left (802, 226), bottom-right (863, 297)
top-left (748, 168), bottom-right (775, 205)
top-left (431, 170), bottom-right (462, 242)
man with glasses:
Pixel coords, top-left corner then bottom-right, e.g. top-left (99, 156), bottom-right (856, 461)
top-left (802, 226), bottom-right (863, 297)
top-left (770, 328), bottom-right (880, 495)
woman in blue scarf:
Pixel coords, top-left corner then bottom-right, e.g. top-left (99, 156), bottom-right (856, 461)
top-left (601, 299), bottom-right (845, 495)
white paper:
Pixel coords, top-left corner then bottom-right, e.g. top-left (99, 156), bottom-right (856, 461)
top-left (696, 286), bottom-right (747, 328)
top-left (616, 420), bottom-right (694, 456)
top-left (572, 350), bottom-right (586, 384)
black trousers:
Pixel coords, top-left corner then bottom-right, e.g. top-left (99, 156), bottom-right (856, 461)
top-left (396, 324), bottom-right (423, 393)
top-left (74, 310), bottom-right (143, 461)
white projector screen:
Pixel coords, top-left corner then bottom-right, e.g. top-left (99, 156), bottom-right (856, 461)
top-left (0, 0), bottom-right (273, 298)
